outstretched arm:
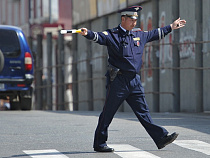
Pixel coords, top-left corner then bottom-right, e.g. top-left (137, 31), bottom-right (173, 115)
top-left (170, 17), bottom-right (186, 30)
top-left (143, 17), bottom-right (186, 43)
top-left (78, 27), bottom-right (110, 46)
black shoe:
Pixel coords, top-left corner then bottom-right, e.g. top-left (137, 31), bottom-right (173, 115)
top-left (157, 132), bottom-right (179, 149)
top-left (94, 146), bottom-right (114, 152)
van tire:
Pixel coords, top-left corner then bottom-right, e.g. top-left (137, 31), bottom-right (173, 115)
top-left (20, 97), bottom-right (32, 110)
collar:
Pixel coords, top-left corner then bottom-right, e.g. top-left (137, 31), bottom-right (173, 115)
top-left (120, 24), bottom-right (127, 32)
top-left (119, 24), bottom-right (135, 36)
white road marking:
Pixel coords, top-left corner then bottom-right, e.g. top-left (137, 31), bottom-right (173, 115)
top-left (110, 144), bottom-right (160, 158)
top-left (23, 149), bottom-right (68, 158)
top-left (173, 140), bottom-right (210, 155)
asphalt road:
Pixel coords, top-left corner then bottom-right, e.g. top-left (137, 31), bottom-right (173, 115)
top-left (0, 111), bottom-right (210, 158)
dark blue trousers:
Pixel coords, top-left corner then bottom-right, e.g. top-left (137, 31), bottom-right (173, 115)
top-left (93, 73), bottom-right (168, 148)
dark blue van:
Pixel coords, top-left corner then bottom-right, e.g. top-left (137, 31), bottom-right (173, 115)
top-left (0, 25), bottom-right (34, 110)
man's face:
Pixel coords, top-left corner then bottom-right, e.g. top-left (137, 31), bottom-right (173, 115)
top-left (121, 16), bottom-right (137, 31)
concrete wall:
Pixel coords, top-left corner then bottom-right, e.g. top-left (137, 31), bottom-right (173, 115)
top-left (159, 0), bottom-right (173, 112)
top-left (203, 0), bottom-right (210, 111)
top-left (73, 0), bottom-right (210, 113)
top-left (139, 1), bottom-right (154, 111)
top-left (91, 18), bottom-right (106, 111)
top-left (179, 0), bottom-right (195, 112)
top-left (77, 23), bottom-right (89, 110)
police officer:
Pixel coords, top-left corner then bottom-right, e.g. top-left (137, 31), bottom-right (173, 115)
top-left (79, 6), bottom-right (186, 152)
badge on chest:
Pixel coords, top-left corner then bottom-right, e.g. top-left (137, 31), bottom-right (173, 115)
top-left (133, 37), bottom-right (140, 47)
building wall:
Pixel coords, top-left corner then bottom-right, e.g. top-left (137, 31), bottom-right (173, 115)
top-left (91, 18), bottom-right (107, 111)
top-left (139, 1), bottom-right (154, 111)
top-left (0, 0), bottom-right (73, 110)
top-left (158, 0), bottom-right (173, 112)
top-left (178, 0), bottom-right (195, 112)
top-left (77, 22), bottom-right (89, 110)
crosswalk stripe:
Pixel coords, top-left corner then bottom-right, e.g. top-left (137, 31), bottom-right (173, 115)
top-left (110, 144), bottom-right (160, 158)
top-left (173, 140), bottom-right (210, 155)
top-left (23, 149), bottom-right (69, 158)
top-left (22, 140), bottom-right (210, 158)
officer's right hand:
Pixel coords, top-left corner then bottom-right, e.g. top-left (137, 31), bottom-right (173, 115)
top-left (170, 17), bottom-right (186, 30)
top-left (79, 28), bottom-right (88, 36)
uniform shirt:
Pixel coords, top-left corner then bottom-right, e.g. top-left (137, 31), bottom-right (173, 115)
top-left (84, 24), bottom-right (172, 74)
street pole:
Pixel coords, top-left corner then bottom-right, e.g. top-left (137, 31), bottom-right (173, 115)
top-left (86, 24), bottom-right (93, 111)
top-left (57, 32), bottom-right (65, 110)
top-left (47, 32), bottom-right (53, 110)
top-left (36, 34), bottom-right (43, 110)
top-left (49, 0), bottom-right (52, 23)
top-left (195, 0), bottom-right (203, 112)
top-left (172, 0), bottom-right (180, 112)
top-left (152, 0), bottom-right (160, 112)
top-left (72, 30), bottom-right (78, 111)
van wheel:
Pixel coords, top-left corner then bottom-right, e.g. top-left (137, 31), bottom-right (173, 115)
top-left (0, 50), bottom-right (4, 72)
top-left (20, 97), bottom-right (32, 110)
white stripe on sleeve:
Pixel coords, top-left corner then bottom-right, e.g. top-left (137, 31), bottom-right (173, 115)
top-left (93, 32), bottom-right (98, 42)
top-left (158, 28), bottom-right (161, 40)
top-left (93, 32), bottom-right (97, 41)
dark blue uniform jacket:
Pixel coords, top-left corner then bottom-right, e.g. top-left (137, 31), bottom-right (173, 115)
top-left (84, 25), bottom-right (172, 74)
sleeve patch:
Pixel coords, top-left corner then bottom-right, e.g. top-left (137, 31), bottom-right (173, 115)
top-left (102, 31), bottom-right (108, 35)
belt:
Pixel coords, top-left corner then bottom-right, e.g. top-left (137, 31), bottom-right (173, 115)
top-left (117, 70), bottom-right (137, 78)
top-left (108, 64), bottom-right (135, 77)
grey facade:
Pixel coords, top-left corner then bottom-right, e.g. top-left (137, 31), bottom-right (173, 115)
top-left (72, 0), bottom-right (210, 112)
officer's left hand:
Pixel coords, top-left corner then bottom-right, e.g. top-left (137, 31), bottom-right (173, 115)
top-left (79, 28), bottom-right (88, 36)
top-left (170, 17), bottom-right (186, 30)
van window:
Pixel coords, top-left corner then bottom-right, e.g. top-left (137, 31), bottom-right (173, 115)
top-left (0, 29), bottom-right (21, 57)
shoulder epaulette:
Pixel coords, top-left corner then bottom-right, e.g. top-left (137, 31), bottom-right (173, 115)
top-left (132, 28), bottom-right (142, 32)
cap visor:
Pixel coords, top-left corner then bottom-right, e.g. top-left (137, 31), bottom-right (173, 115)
top-left (128, 16), bottom-right (138, 19)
